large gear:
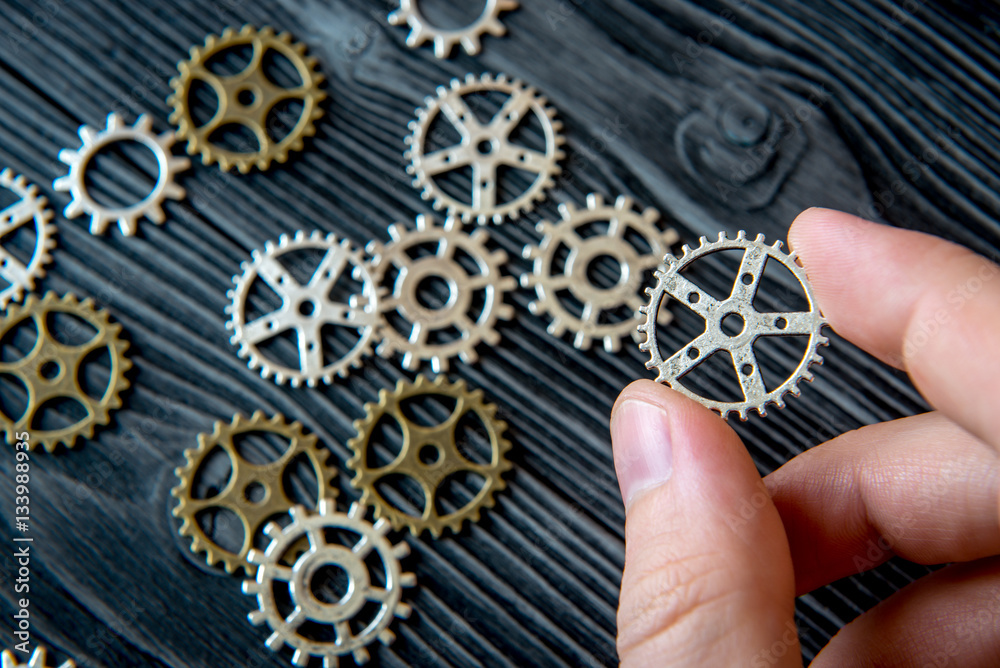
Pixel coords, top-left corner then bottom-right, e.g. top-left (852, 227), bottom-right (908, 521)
top-left (53, 113), bottom-right (189, 236)
top-left (169, 25), bottom-right (326, 173)
top-left (172, 412), bottom-right (337, 576)
top-left (0, 292), bottom-right (131, 452)
top-left (389, 0), bottom-right (519, 58)
top-left (0, 168), bottom-right (57, 307)
top-left (2, 647), bottom-right (75, 668)
top-left (405, 73), bottom-right (564, 225)
top-left (347, 375), bottom-right (511, 537)
top-left (226, 231), bottom-right (379, 388)
top-left (638, 231), bottom-right (828, 420)
top-left (243, 500), bottom-right (416, 667)
top-left (368, 215), bottom-right (515, 372)
top-left (522, 193), bottom-right (679, 353)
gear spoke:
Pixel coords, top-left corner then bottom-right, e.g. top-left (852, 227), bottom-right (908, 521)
top-left (439, 95), bottom-right (482, 137)
top-left (757, 310), bottom-right (816, 336)
top-left (297, 326), bottom-right (324, 374)
top-left (307, 245), bottom-right (350, 293)
top-left (489, 89), bottom-right (535, 138)
top-left (732, 343), bottom-right (767, 401)
top-left (661, 331), bottom-right (713, 380)
top-left (500, 147), bottom-right (550, 174)
top-left (660, 272), bottom-right (721, 318)
top-left (472, 161), bottom-right (498, 211)
top-left (242, 310), bottom-right (293, 344)
top-left (730, 244), bottom-right (768, 302)
top-left (421, 146), bottom-right (472, 176)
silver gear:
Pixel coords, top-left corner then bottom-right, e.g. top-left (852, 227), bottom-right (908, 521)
top-left (53, 113), bottom-right (189, 236)
top-left (522, 193), bottom-right (679, 353)
top-left (243, 500), bottom-right (416, 667)
top-left (226, 231), bottom-right (379, 387)
top-left (1, 647), bottom-right (75, 668)
top-left (368, 215), bottom-right (515, 372)
top-left (638, 231), bottom-right (829, 420)
top-left (388, 0), bottom-right (519, 58)
top-left (0, 168), bottom-right (57, 307)
top-left (405, 73), bottom-right (564, 225)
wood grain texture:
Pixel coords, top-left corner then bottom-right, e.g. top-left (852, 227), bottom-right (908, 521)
top-left (0, 0), bottom-right (997, 665)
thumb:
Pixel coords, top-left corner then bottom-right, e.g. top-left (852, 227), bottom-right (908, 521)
top-left (611, 380), bottom-right (800, 667)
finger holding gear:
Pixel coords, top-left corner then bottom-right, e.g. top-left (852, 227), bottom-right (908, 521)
top-left (0, 168), bottom-right (57, 307)
top-left (169, 24), bottom-right (326, 173)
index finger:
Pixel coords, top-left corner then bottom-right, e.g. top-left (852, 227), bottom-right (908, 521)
top-left (788, 208), bottom-right (1000, 450)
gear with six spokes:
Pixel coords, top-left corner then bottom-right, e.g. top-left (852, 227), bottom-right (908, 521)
top-left (0, 168), bottom-right (57, 307)
top-left (638, 231), bottom-right (828, 420)
top-left (0, 292), bottom-right (131, 451)
top-left (2, 647), bottom-right (75, 668)
top-left (227, 231), bottom-right (380, 388)
top-left (53, 113), bottom-right (189, 236)
top-left (522, 193), bottom-right (679, 352)
top-left (347, 375), bottom-right (512, 537)
top-left (243, 500), bottom-right (416, 667)
top-left (169, 25), bottom-right (326, 173)
top-left (389, 0), bottom-right (519, 58)
top-left (368, 215), bottom-right (515, 372)
top-left (405, 73), bottom-right (564, 225)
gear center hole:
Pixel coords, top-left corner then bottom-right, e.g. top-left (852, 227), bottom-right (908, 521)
top-left (476, 139), bottom-right (497, 156)
top-left (243, 482), bottom-right (267, 504)
top-left (310, 563), bottom-right (353, 605)
top-left (298, 299), bottom-right (318, 317)
top-left (587, 254), bottom-right (625, 290)
top-left (416, 276), bottom-right (455, 311)
top-left (38, 360), bottom-right (61, 380)
top-left (236, 87), bottom-right (257, 107)
top-left (721, 312), bottom-right (745, 337)
top-left (419, 444), bottom-right (443, 466)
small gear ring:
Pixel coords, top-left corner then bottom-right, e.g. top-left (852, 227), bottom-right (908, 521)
top-left (243, 500), bottom-right (416, 667)
top-left (405, 73), bottom-right (565, 225)
top-left (169, 25), bottom-right (326, 173)
top-left (522, 193), bottom-right (679, 353)
top-left (348, 375), bottom-right (512, 537)
top-left (389, 0), bottom-right (519, 58)
top-left (53, 113), bottom-right (189, 236)
top-left (0, 168), bottom-right (57, 307)
top-left (638, 231), bottom-right (828, 420)
top-left (0, 292), bottom-right (131, 451)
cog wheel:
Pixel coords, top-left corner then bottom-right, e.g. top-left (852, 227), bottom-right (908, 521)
top-left (389, 0), bottom-right (519, 58)
top-left (405, 73), bottom-right (564, 225)
top-left (0, 292), bottom-right (131, 452)
top-left (368, 215), bottom-right (515, 372)
top-left (243, 500), bottom-right (416, 667)
top-left (169, 25), bottom-right (326, 173)
top-left (347, 375), bottom-right (511, 537)
top-left (172, 411), bottom-right (337, 576)
top-left (2, 647), bottom-right (75, 668)
top-left (227, 231), bottom-right (379, 388)
top-left (53, 113), bottom-right (189, 236)
top-left (0, 168), bottom-right (57, 307)
top-left (522, 193), bottom-right (679, 353)
top-left (638, 231), bottom-right (829, 420)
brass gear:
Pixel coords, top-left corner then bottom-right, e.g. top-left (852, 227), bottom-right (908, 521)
top-left (0, 292), bottom-right (131, 452)
top-left (171, 411), bottom-right (338, 576)
top-left (347, 375), bottom-right (512, 537)
top-left (168, 25), bottom-right (326, 173)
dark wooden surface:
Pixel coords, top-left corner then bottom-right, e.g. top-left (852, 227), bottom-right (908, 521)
top-left (1, 0), bottom-right (999, 666)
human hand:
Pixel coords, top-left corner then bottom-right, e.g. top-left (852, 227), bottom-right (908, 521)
top-left (610, 208), bottom-right (1000, 667)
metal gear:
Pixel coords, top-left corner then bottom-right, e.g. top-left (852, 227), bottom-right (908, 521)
top-left (347, 375), bottom-right (512, 538)
top-left (522, 193), bottom-right (680, 353)
top-left (243, 500), bottom-right (416, 667)
top-left (0, 168), bottom-right (57, 307)
top-left (172, 411), bottom-right (337, 576)
top-left (2, 647), bottom-right (75, 668)
top-left (169, 25), bottom-right (326, 173)
top-left (226, 231), bottom-right (380, 388)
top-left (405, 73), bottom-right (565, 225)
top-left (388, 0), bottom-right (519, 58)
top-left (638, 231), bottom-right (829, 420)
top-left (53, 113), bottom-right (189, 236)
top-left (0, 292), bottom-right (131, 452)
top-left (368, 215), bottom-right (515, 372)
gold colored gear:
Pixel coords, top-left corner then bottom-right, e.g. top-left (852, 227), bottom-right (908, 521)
top-left (171, 411), bottom-right (338, 575)
top-left (347, 375), bottom-right (512, 537)
top-left (0, 292), bottom-right (131, 452)
top-left (168, 25), bottom-right (326, 173)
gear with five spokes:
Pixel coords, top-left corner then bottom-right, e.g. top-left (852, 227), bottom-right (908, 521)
top-left (638, 231), bottom-right (828, 420)
top-left (389, 0), bottom-right (519, 58)
top-left (0, 168), bottom-right (57, 307)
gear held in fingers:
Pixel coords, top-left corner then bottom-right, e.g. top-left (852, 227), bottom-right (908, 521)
top-left (169, 25), bottom-right (326, 173)
top-left (368, 215), bottom-right (515, 372)
top-left (171, 412), bottom-right (337, 576)
top-left (389, 0), bottom-right (519, 58)
top-left (0, 168), bottom-right (57, 307)
top-left (243, 500), bottom-right (416, 667)
top-left (226, 231), bottom-right (380, 388)
top-left (638, 231), bottom-right (829, 420)
top-left (405, 73), bottom-right (564, 225)
top-left (53, 113), bottom-right (189, 236)
top-left (2, 646), bottom-right (76, 668)
top-left (0, 293), bottom-right (131, 452)
top-left (522, 193), bottom-right (680, 353)
top-left (347, 375), bottom-right (512, 538)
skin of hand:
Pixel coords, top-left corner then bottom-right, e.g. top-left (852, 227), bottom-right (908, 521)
top-left (610, 208), bottom-right (1000, 667)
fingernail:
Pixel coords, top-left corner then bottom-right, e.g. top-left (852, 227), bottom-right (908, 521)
top-left (611, 399), bottom-right (673, 508)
